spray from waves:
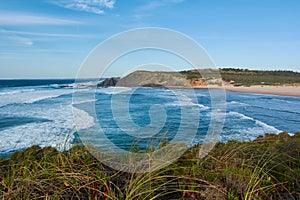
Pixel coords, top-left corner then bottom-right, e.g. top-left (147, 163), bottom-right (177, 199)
top-left (228, 111), bottom-right (282, 133)
top-left (0, 90), bottom-right (73, 107)
top-left (24, 92), bottom-right (73, 104)
top-left (96, 87), bottom-right (133, 95)
top-left (72, 107), bottom-right (96, 131)
top-left (227, 101), bottom-right (250, 107)
top-left (0, 89), bottom-right (35, 96)
top-left (0, 125), bottom-right (75, 154)
top-left (0, 105), bottom-right (96, 155)
top-left (197, 104), bottom-right (209, 110)
top-left (0, 104), bottom-right (75, 154)
top-left (51, 81), bottom-right (99, 89)
top-left (167, 101), bottom-right (209, 110)
top-left (228, 111), bottom-right (253, 121)
top-left (166, 92), bottom-right (209, 110)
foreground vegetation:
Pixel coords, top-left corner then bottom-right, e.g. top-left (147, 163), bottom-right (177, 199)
top-left (1, 132), bottom-right (300, 199)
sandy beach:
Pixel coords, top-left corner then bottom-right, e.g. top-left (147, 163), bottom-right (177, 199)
top-left (192, 85), bottom-right (300, 97)
top-left (224, 85), bottom-right (300, 97)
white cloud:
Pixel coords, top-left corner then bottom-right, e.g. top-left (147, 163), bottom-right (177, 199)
top-left (54, 0), bottom-right (116, 14)
top-left (137, 0), bottom-right (184, 11)
top-left (7, 36), bottom-right (33, 46)
top-left (0, 28), bottom-right (101, 48)
top-left (0, 29), bottom-right (89, 38)
top-left (65, 3), bottom-right (104, 14)
top-left (0, 12), bottom-right (79, 25)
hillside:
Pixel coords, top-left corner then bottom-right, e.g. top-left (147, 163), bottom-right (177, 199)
top-left (180, 68), bottom-right (300, 86)
top-left (113, 69), bottom-right (222, 87)
top-left (219, 68), bottom-right (300, 86)
top-left (98, 68), bottom-right (300, 88)
top-left (117, 70), bottom-right (191, 87)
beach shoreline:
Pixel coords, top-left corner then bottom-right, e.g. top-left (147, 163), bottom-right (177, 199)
top-left (192, 85), bottom-right (300, 97)
top-left (224, 85), bottom-right (300, 97)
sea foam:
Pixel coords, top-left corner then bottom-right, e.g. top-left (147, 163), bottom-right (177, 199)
top-left (228, 111), bottom-right (281, 133)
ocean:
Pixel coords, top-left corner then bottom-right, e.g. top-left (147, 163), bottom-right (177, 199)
top-left (0, 79), bottom-right (299, 157)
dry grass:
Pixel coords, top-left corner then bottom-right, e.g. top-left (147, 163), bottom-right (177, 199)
top-left (1, 132), bottom-right (299, 199)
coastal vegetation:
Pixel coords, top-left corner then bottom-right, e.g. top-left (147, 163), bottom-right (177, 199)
top-left (96, 69), bottom-right (300, 88)
top-left (180, 68), bottom-right (300, 86)
top-left (218, 68), bottom-right (300, 86)
top-left (1, 132), bottom-right (299, 199)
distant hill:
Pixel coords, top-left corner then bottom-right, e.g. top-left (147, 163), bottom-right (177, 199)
top-left (115, 69), bottom-right (223, 87)
top-left (117, 70), bottom-right (191, 87)
top-left (180, 68), bottom-right (300, 86)
top-left (218, 68), bottom-right (300, 86)
top-left (98, 68), bottom-right (300, 87)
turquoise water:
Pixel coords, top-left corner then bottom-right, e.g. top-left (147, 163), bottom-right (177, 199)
top-left (0, 79), bottom-right (299, 156)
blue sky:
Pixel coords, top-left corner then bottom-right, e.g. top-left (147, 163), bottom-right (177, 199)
top-left (0, 0), bottom-right (300, 78)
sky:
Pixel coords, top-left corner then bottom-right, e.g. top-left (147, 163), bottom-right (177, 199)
top-left (0, 0), bottom-right (300, 78)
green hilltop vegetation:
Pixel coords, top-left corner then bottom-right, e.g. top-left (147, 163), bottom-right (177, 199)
top-left (1, 132), bottom-right (300, 199)
top-left (180, 68), bottom-right (300, 86)
top-left (98, 68), bottom-right (300, 88)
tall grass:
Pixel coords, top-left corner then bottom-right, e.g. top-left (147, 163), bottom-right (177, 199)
top-left (0, 132), bottom-right (299, 199)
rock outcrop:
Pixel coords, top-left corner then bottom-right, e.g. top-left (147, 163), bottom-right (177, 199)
top-left (97, 77), bottom-right (120, 87)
